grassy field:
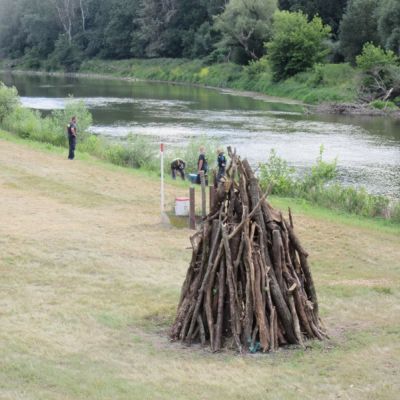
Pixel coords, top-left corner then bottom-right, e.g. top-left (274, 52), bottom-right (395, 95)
top-left (0, 133), bottom-right (399, 400)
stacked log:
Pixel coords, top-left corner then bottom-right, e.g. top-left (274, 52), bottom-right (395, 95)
top-left (170, 148), bottom-right (326, 352)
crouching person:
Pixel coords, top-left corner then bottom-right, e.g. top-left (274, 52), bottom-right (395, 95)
top-left (171, 158), bottom-right (186, 180)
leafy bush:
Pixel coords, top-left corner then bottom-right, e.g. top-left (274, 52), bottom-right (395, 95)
top-left (301, 145), bottom-right (337, 191)
top-left (356, 43), bottom-right (400, 101)
top-left (213, 0), bottom-right (277, 64)
top-left (259, 147), bottom-right (396, 220)
top-left (3, 107), bottom-right (67, 146)
top-left (338, 0), bottom-right (380, 63)
top-left (51, 98), bottom-right (93, 142)
top-left (47, 35), bottom-right (83, 72)
top-left (266, 11), bottom-right (331, 81)
top-left (259, 149), bottom-right (295, 195)
top-left (356, 42), bottom-right (398, 71)
top-left (370, 100), bottom-right (398, 109)
top-left (0, 82), bottom-right (20, 122)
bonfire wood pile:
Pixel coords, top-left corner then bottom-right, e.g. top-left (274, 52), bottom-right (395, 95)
top-left (170, 148), bottom-right (327, 352)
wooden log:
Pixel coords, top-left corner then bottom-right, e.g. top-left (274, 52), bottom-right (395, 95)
top-left (269, 306), bottom-right (276, 351)
top-left (200, 171), bottom-right (206, 218)
top-left (242, 159), bottom-right (297, 344)
top-left (222, 225), bottom-right (242, 352)
top-left (189, 187), bottom-right (196, 230)
top-left (209, 186), bottom-right (216, 213)
top-left (187, 222), bottom-right (221, 343)
top-left (253, 252), bottom-right (270, 351)
top-left (272, 230), bottom-right (284, 291)
top-left (283, 218), bottom-right (309, 257)
top-left (241, 211), bottom-right (254, 349)
top-left (197, 315), bottom-right (206, 346)
top-left (183, 222), bottom-right (212, 341)
top-left (299, 253), bottom-right (319, 318)
top-left (205, 220), bottom-right (221, 347)
top-left (214, 258), bottom-right (226, 352)
top-left (293, 289), bottom-right (315, 338)
top-left (288, 283), bottom-right (304, 347)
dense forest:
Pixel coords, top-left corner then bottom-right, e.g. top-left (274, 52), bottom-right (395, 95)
top-left (0, 0), bottom-right (399, 102)
top-left (1, 0), bottom-right (399, 65)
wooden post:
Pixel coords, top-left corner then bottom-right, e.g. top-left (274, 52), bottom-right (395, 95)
top-left (160, 143), bottom-right (164, 217)
top-left (189, 187), bottom-right (196, 230)
top-left (200, 171), bottom-right (206, 218)
top-left (209, 186), bottom-right (216, 213)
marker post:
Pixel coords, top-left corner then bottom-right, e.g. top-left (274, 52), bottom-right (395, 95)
top-left (160, 143), bottom-right (164, 218)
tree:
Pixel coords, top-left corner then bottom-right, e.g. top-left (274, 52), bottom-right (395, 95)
top-left (102, 0), bottom-right (139, 59)
top-left (377, 0), bottom-right (400, 56)
top-left (339, 0), bottom-right (380, 63)
top-left (50, 0), bottom-right (75, 43)
top-left (356, 42), bottom-right (400, 101)
top-left (267, 11), bottom-right (331, 81)
top-left (0, 83), bottom-right (20, 122)
top-left (47, 35), bottom-right (83, 71)
top-left (278, 0), bottom-right (348, 37)
top-left (0, 0), bottom-right (28, 58)
top-left (214, 0), bottom-right (277, 63)
top-left (21, 0), bottom-right (61, 58)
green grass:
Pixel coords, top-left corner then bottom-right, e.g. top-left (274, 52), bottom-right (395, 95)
top-left (0, 134), bottom-right (399, 399)
top-left (269, 196), bottom-right (400, 235)
top-left (78, 58), bottom-right (358, 104)
top-left (2, 128), bottom-right (399, 231)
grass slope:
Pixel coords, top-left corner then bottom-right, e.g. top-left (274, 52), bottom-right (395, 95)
top-left (0, 135), bottom-right (399, 400)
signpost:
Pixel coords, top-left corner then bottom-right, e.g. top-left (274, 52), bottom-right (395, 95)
top-left (160, 143), bottom-right (164, 218)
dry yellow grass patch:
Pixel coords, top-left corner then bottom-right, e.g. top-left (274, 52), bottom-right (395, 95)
top-left (0, 138), bottom-right (399, 400)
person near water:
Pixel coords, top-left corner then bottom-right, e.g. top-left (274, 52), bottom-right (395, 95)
top-left (67, 116), bottom-right (77, 160)
top-left (196, 145), bottom-right (208, 185)
top-left (171, 158), bottom-right (186, 180)
top-left (216, 148), bottom-right (226, 183)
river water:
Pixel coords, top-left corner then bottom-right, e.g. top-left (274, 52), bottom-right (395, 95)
top-left (1, 72), bottom-right (399, 198)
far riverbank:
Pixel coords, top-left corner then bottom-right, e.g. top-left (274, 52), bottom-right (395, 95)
top-left (2, 58), bottom-right (400, 118)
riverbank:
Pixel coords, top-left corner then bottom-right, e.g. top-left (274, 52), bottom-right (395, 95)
top-left (1, 132), bottom-right (399, 400)
top-left (2, 58), bottom-right (400, 117)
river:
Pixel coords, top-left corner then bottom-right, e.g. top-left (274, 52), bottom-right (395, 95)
top-left (1, 71), bottom-right (399, 198)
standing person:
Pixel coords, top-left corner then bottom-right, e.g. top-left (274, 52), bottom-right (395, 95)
top-left (196, 145), bottom-right (208, 185)
top-left (67, 116), bottom-right (77, 160)
top-left (216, 148), bottom-right (226, 184)
top-left (170, 158), bottom-right (186, 180)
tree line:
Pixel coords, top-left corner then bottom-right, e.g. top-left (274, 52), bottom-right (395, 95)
top-left (0, 0), bottom-right (399, 79)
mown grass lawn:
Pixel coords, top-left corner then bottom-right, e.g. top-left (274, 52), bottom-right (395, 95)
top-left (0, 135), bottom-right (399, 400)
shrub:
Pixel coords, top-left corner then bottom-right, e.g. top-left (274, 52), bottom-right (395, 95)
top-left (47, 35), bottom-right (83, 72)
top-left (51, 98), bottom-right (93, 142)
top-left (356, 42), bottom-right (398, 71)
top-left (259, 149), bottom-right (295, 195)
top-left (0, 82), bottom-right (20, 122)
top-left (3, 106), bottom-right (67, 146)
top-left (266, 11), bottom-right (331, 81)
top-left (356, 43), bottom-right (400, 101)
top-left (338, 0), bottom-right (380, 63)
top-left (370, 100), bottom-right (398, 109)
top-left (259, 147), bottom-right (395, 220)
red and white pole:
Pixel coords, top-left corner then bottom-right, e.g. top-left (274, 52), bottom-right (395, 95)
top-left (160, 143), bottom-right (164, 216)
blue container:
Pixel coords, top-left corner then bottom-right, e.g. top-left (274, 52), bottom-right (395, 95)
top-left (188, 173), bottom-right (198, 184)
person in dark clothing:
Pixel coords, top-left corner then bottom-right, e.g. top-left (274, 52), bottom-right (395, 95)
top-left (67, 116), bottom-right (77, 160)
top-left (216, 148), bottom-right (226, 183)
top-left (196, 146), bottom-right (208, 185)
top-left (171, 158), bottom-right (186, 180)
